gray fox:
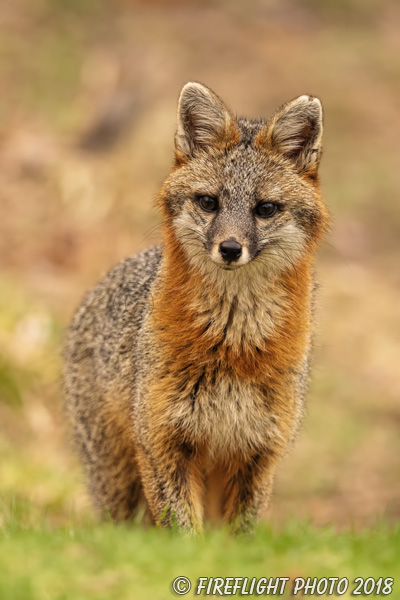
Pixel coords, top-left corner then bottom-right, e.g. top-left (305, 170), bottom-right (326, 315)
top-left (64, 82), bottom-right (329, 532)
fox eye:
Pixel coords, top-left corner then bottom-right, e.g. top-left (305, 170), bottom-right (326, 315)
top-left (197, 195), bottom-right (218, 212)
top-left (255, 202), bottom-right (278, 218)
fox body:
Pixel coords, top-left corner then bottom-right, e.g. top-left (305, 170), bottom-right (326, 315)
top-left (64, 83), bottom-right (329, 532)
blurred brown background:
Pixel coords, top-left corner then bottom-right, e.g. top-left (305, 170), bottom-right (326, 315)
top-left (0, 0), bottom-right (399, 529)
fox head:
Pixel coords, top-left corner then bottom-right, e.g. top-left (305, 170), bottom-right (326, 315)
top-left (160, 82), bottom-right (329, 276)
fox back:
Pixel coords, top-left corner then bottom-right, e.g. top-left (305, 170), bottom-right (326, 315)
top-left (64, 83), bottom-right (329, 532)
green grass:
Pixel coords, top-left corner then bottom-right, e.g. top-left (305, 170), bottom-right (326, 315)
top-left (0, 496), bottom-right (399, 600)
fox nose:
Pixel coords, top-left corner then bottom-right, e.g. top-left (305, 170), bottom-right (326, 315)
top-left (219, 240), bottom-right (242, 262)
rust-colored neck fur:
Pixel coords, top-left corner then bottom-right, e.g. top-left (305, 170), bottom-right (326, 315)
top-left (151, 223), bottom-right (314, 385)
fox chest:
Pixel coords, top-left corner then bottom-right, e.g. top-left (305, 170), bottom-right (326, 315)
top-left (170, 376), bottom-right (286, 461)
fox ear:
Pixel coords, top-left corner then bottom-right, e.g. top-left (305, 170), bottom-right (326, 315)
top-left (175, 82), bottom-right (238, 159)
top-left (258, 95), bottom-right (323, 176)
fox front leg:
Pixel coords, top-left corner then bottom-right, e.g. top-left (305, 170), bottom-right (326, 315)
top-left (135, 437), bottom-right (205, 533)
top-left (222, 453), bottom-right (277, 533)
